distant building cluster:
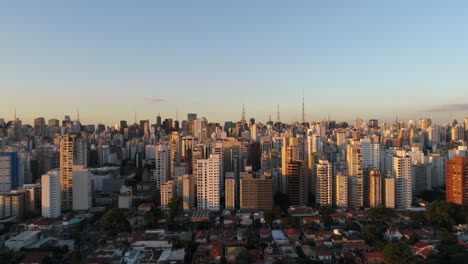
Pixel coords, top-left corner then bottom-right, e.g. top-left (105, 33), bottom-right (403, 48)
top-left (0, 112), bottom-right (467, 222)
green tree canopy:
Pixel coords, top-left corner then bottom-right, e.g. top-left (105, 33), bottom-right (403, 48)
top-left (365, 206), bottom-right (397, 222)
top-left (426, 201), bottom-right (465, 230)
top-left (382, 242), bottom-right (414, 264)
top-left (100, 208), bottom-right (131, 235)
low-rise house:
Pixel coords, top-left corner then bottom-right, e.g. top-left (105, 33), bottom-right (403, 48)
top-left (362, 251), bottom-right (384, 264)
top-left (384, 227), bottom-right (402, 242)
top-left (283, 228), bottom-right (300, 241)
top-left (412, 241), bottom-right (435, 259)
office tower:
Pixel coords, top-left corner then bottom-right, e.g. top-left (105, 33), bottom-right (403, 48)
top-left (335, 172), bottom-right (348, 207)
top-left (73, 137), bottom-right (88, 167)
top-left (170, 132), bottom-right (181, 177)
top-left (60, 136), bottom-right (74, 210)
top-left (369, 119), bottom-right (378, 129)
top-left (187, 113), bottom-right (197, 123)
top-left (13, 118), bottom-right (22, 140)
top-left (163, 118), bottom-right (173, 134)
top-left (452, 124), bottom-right (465, 142)
top-left (240, 174), bottom-right (273, 212)
top-left (160, 180), bottom-right (176, 210)
top-left (412, 164), bottom-right (431, 195)
top-left (465, 117), bottom-right (468, 142)
top-left (196, 155), bottom-right (220, 211)
top-left (369, 168), bottom-right (382, 208)
top-left (41, 169), bottom-right (61, 218)
top-left (182, 175), bottom-right (195, 211)
top-left (225, 176), bottom-right (235, 210)
top-left (281, 136), bottom-right (300, 193)
top-left (393, 152), bottom-right (412, 209)
top-left (418, 118), bottom-right (432, 131)
top-left (360, 139), bottom-right (381, 170)
top-left (446, 156), bottom-right (468, 206)
top-left (153, 143), bottom-right (170, 190)
top-left (347, 141), bottom-right (363, 207)
top-left (18, 150), bottom-right (32, 185)
top-left (248, 142), bottom-right (261, 172)
top-left (139, 120), bottom-right (149, 137)
top-left (336, 131), bottom-right (347, 149)
top-left (429, 154), bottom-right (446, 187)
top-left (192, 118), bottom-right (207, 139)
top-left (384, 176), bottom-right (396, 208)
top-left (34, 117), bottom-right (46, 137)
top-left (285, 160), bottom-right (308, 207)
top-left (315, 160), bottom-right (332, 206)
top-left (72, 165), bottom-right (92, 211)
top-left (174, 164), bottom-right (186, 197)
top-left (156, 114), bottom-right (162, 128)
top-left (48, 118), bottom-right (59, 127)
top-left (250, 124), bottom-right (258, 142)
top-left (0, 152), bottom-right (20, 193)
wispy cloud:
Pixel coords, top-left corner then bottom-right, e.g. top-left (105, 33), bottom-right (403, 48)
top-left (144, 97), bottom-right (166, 103)
top-left (426, 103), bottom-right (468, 112)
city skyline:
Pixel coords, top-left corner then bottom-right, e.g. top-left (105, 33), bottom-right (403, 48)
top-left (2, 1), bottom-right (468, 125)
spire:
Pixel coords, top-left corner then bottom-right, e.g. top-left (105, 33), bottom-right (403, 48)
top-left (302, 94), bottom-right (305, 124)
top-left (276, 104), bottom-right (281, 123)
top-left (134, 111), bottom-right (137, 124)
top-left (77, 107), bottom-right (80, 122)
top-left (241, 104), bottom-right (246, 123)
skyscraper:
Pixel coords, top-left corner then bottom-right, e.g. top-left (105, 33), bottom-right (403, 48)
top-left (153, 143), bottom-right (170, 190)
top-left (369, 168), bottom-right (382, 208)
top-left (285, 160), bottom-right (308, 207)
top-left (240, 173), bottom-right (273, 212)
top-left (393, 151), bottom-right (412, 209)
top-left (315, 160), bottom-right (332, 206)
top-left (170, 132), bottom-right (181, 177)
top-left (72, 165), bottom-right (93, 211)
top-left (335, 172), bottom-right (348, 207)
top-left (347, 141), bottom-right (363, 207)
top-left (0, 152), bottom-right (20, 193)
top-left (60, 136), bottom-right (74, 210)
top-left (196, 155), bottom-right (220, 211)
top-left (225, 176), bottom-right (235, 210)
top-left (41, 169), bottom-right (61, 218)
top-left (33, 117), bottom-right (46, 137)
top-left (446, 156), bottom-right (468, 206)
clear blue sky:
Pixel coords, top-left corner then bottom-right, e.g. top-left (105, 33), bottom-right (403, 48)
top-left (1, 1), bottom-right (468, 126)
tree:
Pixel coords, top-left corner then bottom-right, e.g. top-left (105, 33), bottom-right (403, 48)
top-left (150, 189), bottom-right (161, 207)
top-left (426, 201), bottom-right (464, 230)
top-left (361, 224), bottom-right (379, 244)
top-left (410, 211), bottom-right (426, 227)
top-left (382, 242), bottom-right (414, 264)
top-left (274, 192), bottom-right (290, 214)
top-left (144, 208), bottom-right (163, 228)
top-left (365, 206), bottom-right (397, 222)
top-left (168, 196), bottom-right (182, 219)
top-left (100, 208), bottom-right (131, 235)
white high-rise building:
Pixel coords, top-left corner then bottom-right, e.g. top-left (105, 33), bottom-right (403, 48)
top-left (41, 169), bottom-right (61, 218)
top-left (393, 152), bottom-right (412, 209)
top-left (315, 160), bottom-right (332, 206)
top-left (347, 141), bottom-right (363, 207)
top-left (335, 172), bottom-right (348, 207)
top-left (72, 165), bottom-right (92, 211)
top-left (153, 143), bottom-right (170, 190)
top-left (196, 155), bottom-right (220, 211)
top-left (360, 138), bottom-right (381, 170)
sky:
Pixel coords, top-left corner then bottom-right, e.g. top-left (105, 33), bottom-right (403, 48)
top-left (1, 1), bottom-right (468, 126)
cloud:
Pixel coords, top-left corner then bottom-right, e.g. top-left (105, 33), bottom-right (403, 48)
top-left (426, 104), bottom-right (468, 112)
top-left (144, 97), bottom-right (166, 103)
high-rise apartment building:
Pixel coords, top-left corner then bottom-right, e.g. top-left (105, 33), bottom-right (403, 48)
top-left (34, 117), bottom-right (46, 137)
top-left (225, 176), bottom-right (235, 210)
top-left (161, 180), bottom-right (176, 210)
top-left (60, 136), bottom-right (74, 210)
top-left (285, 160), bottom-right (308, 207)
top-left (196, 155), bottom-right (220, 211)
top-left (41, 169), bottom-right (61, 218)
top-left (182, 174), bottom-right (195, 211)
top-left (72, 165), bottom-right (93, 211)
top-left (369, 168), bottom-right (382, 208)
top-left (315, 160), bottom-right (332, 206)
top-left (347, 141), bottom-right (363, 207)
top-left (393, 152), bottom-right (412, 209)
top-left (170, 132), bottom-right (181, 177)
top-left (153, 143), bottom-right (170, 190)
top-left (335, 172), bottom-right (348, 207)
top-left (446, 156), bottom-right (468, 206)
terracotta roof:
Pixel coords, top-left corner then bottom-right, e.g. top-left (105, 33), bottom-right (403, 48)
top-left (283, 228), bottom-right (300, 236)
top-left (259, 229), bottom-right (271, 235)
top-left (362, 251), bottom-right (383, 260)
top-left (413, 241), bottom-right (431, 250)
